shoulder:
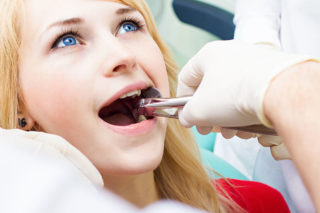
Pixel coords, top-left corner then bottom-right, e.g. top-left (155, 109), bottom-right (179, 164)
top-left (215, 178), bottom-right (290, 213)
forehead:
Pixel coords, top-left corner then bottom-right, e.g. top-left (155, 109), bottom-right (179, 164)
top-left (26, 0), bottom-right (130, 18)
top-left (22, 0), bottom-right (131, 31)
top-left (24, 0), bottom-right (128, 13)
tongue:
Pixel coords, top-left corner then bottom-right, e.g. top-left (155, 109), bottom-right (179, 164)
top-left (103, 113), bottom-right (136, 126)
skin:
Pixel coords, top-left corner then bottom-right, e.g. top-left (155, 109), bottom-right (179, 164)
top-left (18, 0), bottom-right (169, 207)
top-left (264, 61), bottom-right (320, 210)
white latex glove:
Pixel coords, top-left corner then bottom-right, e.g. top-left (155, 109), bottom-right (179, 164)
top-left (0, 128), bottom-right (103, 186)
top-left (177, 40), bottom-right (313, 160)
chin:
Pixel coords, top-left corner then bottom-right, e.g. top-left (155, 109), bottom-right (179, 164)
top-left (98, 141), bottom-right (165, 176)
top-left (119, 157), bottom-right (163, 175)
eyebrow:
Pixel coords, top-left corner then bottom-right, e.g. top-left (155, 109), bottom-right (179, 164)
top-left (47, 17), bottom-right (84, 31)
top-left (44, 6), bottom-right (138, 32)
top-left (116, 7), bottom-right (138, 15)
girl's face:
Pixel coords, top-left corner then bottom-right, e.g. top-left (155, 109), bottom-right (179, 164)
top-left (19, 0), bottom-right (169, 175)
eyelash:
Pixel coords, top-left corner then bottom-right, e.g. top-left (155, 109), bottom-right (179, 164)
top-left (51, 28), bottom-right (82, 49)
top-left (118, 16), bottom-right (145, 32)
top-left (51, 17), bottom-right (145, 49)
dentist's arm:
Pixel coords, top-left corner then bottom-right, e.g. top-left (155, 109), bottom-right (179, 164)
top-left (263, 61), bottom-right (320, 210)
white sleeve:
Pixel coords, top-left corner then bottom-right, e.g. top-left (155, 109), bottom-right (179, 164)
top-left (234, 0), bottom-right (281, 48)
top-left (0, 137), bottom-right (137, 213)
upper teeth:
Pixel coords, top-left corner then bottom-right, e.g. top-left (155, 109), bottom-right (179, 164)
top-left (119, 90), bottom-right (141, 99)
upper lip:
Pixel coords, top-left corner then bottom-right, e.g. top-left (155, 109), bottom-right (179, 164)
top-left (98, 81), bottom-right (152, 113)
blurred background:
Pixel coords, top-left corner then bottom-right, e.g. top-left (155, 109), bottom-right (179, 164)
top-left (146, 0), bottom-right (235, 67)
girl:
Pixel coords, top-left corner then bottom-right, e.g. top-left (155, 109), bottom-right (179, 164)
top-left (0, 0), bottom-right (289, 212)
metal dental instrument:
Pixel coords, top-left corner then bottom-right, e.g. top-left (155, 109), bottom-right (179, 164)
top-left (137, 88), bottom-right (277, 136)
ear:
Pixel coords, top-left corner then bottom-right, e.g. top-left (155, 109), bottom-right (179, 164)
top-left (18, 111), bottom-right (35, 131)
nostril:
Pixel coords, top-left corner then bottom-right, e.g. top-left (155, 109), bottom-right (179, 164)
top-left (113, 64), bottom-right (126, 72)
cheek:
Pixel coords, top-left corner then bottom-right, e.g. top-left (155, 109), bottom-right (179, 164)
top-left (138, 40), bottom-right (170, 97)
top-left (20, 71), bottom-right (80, 132)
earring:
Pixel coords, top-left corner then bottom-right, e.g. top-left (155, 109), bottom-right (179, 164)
top-left (18, 118), bottom-right (27, 128)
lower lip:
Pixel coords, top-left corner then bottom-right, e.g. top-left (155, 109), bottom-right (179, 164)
top-left (101, 118), bottom-right (157, 137)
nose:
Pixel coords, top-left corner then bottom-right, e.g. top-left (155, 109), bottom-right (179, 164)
top-left (98, 37), bottom-right (137, 77)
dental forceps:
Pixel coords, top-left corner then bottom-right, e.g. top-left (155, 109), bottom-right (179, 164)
top-left (137, 96), bottom-right (277, 136)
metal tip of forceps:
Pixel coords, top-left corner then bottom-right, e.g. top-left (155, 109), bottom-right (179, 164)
top-left (137, 88), bottom-right (277, 136)
top-left (137, 96), bottom-right (192, 119)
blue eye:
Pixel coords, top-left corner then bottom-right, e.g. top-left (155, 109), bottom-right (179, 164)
top-left (118, 22), bottom-right (138, 35)
top-left (56, 35), bottom-right (80, 48)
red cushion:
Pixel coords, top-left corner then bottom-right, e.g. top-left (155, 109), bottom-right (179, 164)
top-left (216, 179), bottom-right (290, 213)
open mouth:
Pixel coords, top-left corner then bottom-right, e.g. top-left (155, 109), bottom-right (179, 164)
top-left (98, 87), bottom-right (155, 126)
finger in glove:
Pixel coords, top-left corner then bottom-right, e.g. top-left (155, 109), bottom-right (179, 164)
top-left (196, 126), bottom-right (213, 135)
top-left (258, 135), bottom-right (282, 147)
top-left (220, 128), bottom-right (237, 139)
top-left (235, 131), bottom-right (256, 139)
top-left (270, 143), bottom-right (291, 160)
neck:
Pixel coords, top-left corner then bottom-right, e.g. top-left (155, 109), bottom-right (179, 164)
top-left (102, 172), bottom-right (159, 208)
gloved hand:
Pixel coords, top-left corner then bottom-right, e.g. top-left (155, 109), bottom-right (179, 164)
top-left (0, 128), bottom-right (103, 186)
top-left (177, 40), bottom-right (313, 160)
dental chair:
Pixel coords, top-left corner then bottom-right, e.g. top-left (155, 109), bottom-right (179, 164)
top-left (172, 0), bottom-right (235, 40)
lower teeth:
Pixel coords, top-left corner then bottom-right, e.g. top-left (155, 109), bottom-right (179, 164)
top-left (137, 115), bottom-right (147, 122)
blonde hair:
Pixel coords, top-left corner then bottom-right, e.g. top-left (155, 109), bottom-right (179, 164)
top-left (0, 0), bottom-right (21, 128)
top-left (0, 0), bottom-right (242, 212)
